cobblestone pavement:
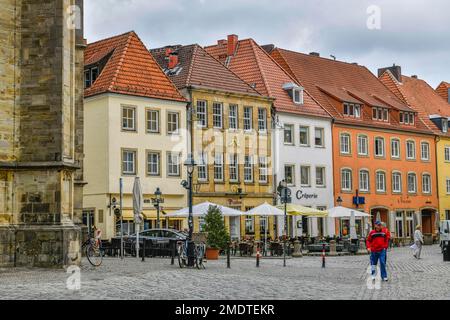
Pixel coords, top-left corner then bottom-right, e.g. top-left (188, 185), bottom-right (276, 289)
top-left (0, 245), bottom-right (449, 300)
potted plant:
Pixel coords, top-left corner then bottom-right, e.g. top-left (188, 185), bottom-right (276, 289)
top-left (204, 205), bottom-right (229, 260)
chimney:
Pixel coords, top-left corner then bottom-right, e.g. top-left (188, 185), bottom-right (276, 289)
top-left (378, 64), bottom-right (402, 82)
top-left (168, 52), bottom-right (179, 69)
top-left (411, 75), bottom-right (418, 79)
top-left (309, 52), bottom-right (320, 57)
top-left (227, 34), bottom-right (238, 56)
top-left (165, 47), bottom-right (173, 57)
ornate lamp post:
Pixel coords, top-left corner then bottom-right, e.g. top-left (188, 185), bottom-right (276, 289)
top-left (152, 187), bottom-right (164, 229)
top-left (277, 180), bottom-right (291, 267)
top-left (336, 196), bottom-right (343, 206)
top-left (182, 154), bottom-right (197, 267)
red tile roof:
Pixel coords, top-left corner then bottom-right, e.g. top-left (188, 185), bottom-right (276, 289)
top-left (380, 71), bottom-right (450, 137)
top-left (150, 44), bottom-right (261, 96)
top-left (436, 81), bottom-right (450, 102)
top-left (205, 39), bottom-right (330, 118)
top-left (270, 48), bottom-right (432, 133)
top-left (84, 31), bottom-right (185, 102)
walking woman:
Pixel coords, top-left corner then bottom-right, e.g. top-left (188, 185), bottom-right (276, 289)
top-left (413, 225), bottom-right (424, 259)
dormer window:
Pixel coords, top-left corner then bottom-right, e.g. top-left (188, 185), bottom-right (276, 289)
top-left (283, 82), bottom-right (304, 105)
top-left (372, 107), bottom-right (389, 122)
top-left (399, 112), bottom-right (415, 125)
top-left (84, 66), bottom-right (99, 88)
top-left (443, 119), bottom-right (448, 133)
top-left (293, 88), bottom-right (304, 104)
top-left (343, 103), bottom-right (361, 118)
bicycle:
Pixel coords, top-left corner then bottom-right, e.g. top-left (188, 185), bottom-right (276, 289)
top-left (177, 240), bottom-right (206, 269)
top-left (82, 230), bottom-right (103, 267)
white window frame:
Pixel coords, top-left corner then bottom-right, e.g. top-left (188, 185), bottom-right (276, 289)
top-left (391, 138), bottom-right (400, 159)
top-left (422, 174), bottom-right (431, 194)
top-left (284, 124), bottom-right (294, 145)
top-left (212, 102), bottom-right (223, 129)
top-left (357, 135), bottom-right (368, 156)
top-left (407, 173), bottom-right (417, 194)
top-left (445, 146), bottom-right (450, 162)
top-left (420, 142), bottom-right (430, 161)
top-left (122, 150), bottom-right (137, 175)
top-left (167, 112), bottom-right (180, 135)
top-left (392, 171), bottom-right (402, 193)
top-left (359, 170), bottom-right (370, 192)
top-left (284, 165), bottom-right (295, 186)
top-left (146, 109), bottom-right (160, 133)
top-left (376, 171), bottom-right (386, 193)
top-left (300, 165), bottom-right (311, 187)
top-left (340, 133), bottom-right (351, 154)
top-left (258, 157), bottom-right (268, 183)
top-left (406, 140), bottom-right (416, 160)
top-left (214, 153), bottom-right (224, 182)
top-left (341, 169), bottom-right (352, 191)
top-left (243, 107), bottom-right (253, 131)
top-left (447, 178), bottom-right (450, 194)
top-left (299, 126), bottom-right (310, 147)
top-left (122, 106), bottom-right (136, 131)
top-left (257, 108), bottom-right (267, 132)
top-left (374, 137), bottom-right (385, 157)
top-left (167, 152), bottom-right (181, 177)
top-left (315, 128), bottom-right (325, 147)
top-left (229, 104), bottom-right (238, 130)
top-left (316, 167), bottom-right (326, 187)
top-left (229, 154), bottom-right (239, 182)
top-left (197, 152), bottom-right (208, 182)
top-left (293, 88), bottom-right (304, 104)
top-left (244, 155), bottom-right (254, 183)
top-left (146, 151), bottom-right (160, 176)
top-left (196, 100), bottom-right (208, 128)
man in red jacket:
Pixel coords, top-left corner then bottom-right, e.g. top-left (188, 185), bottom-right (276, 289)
top-left (366, 221), bottom-right (389, 282)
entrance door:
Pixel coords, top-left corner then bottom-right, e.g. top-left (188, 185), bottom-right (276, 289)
top-left (421, 209), bottom-right (434, 234)
top-left (229, 216), bottom-right (240, 240)
top-left (371, 208), bottom-right (388, 226)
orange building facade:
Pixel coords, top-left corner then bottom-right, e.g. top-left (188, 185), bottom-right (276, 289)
top-left (270, 49), bottom-right (439, 243)
top-left (333, 124), bottom-right (438, 242)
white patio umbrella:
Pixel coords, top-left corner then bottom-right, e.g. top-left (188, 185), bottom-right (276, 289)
top-left (349, 211), bottom-right (358, 240)
top-left (246, 203), bottom-right (285, 253)
top-left (328, 206), bottom-right (370, 237)
top-left (132, 177), bottom-right (143, 259)
top-left (165, 201), bottom-right (243, 217)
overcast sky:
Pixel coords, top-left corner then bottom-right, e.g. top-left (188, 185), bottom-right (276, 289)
top-left (85, 0), bottom-right (450, 87)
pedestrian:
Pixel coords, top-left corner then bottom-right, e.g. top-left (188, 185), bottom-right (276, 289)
top-left (366, 221), bottom-right (389, 282)
top-left (413, 225), bottom-right (424, 259)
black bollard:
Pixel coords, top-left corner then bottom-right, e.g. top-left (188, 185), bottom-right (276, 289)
top-left (322, 243), bottom-right (326, 268)
top-left (171, 241), bottom-right (175, 265)
top-left (256, 243), bottom-right (260, 268)
top-left (227, 242), bottom-right (231, 269)
top-left (142, 239), bottom-right (146, 262)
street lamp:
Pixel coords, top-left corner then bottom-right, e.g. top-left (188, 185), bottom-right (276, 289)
top-left (336, 196), bottom-right (343, 206)
top-left (277, 180), bottom-right (291, 267)
top-left (182, 153), bottom-right (197, 267)
top-left (152, 187), bottom-right (164, 229)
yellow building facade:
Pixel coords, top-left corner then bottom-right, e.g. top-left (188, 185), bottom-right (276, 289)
top-left (437, 137), bottom-right (450, 220)
top-left (190, 88), bottom-right (275, 241)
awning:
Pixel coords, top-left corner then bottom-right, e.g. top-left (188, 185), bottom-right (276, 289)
top-left (327, 206), bottom-right (370, 218)
top-left (165, 202), bottom-right (243, 217)
top-left (121, 210), bottom-right (184, 220)
top-left (276, 204), bottom-right (328, 217)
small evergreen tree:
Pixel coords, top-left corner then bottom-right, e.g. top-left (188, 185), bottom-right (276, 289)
top-left (204, 205), bottom-right (229, 250)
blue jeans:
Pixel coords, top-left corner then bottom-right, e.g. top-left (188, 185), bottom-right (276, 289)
top-left (370, 250), bottom-right (387, 279)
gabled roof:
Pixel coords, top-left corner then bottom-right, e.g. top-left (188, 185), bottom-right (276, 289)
top-left (150, 44), bottom-right (261, 96)
top-left (269, 48), bottom-right (433, 133)
top-left (380, 71), bottom-right (450, 137)
top-left (436, 81), bottom-right (450, 102)
top-left (205, 39), bottom-right (330, 118)
top-left (84, 31), bottom-right (185, 102)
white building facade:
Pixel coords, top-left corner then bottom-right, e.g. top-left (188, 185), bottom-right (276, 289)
top-left (274, 113), bottom-right (335, 238)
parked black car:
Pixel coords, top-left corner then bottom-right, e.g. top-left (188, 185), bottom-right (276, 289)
top-left (114, 229), bottom-right (187, 257)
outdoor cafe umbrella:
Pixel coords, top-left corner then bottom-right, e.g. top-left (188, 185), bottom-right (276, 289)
top-left (165, 201), bottom-right (243, 217)
top-left (349, 211), bottom-right (358, 240)
top-left (246, 203), bottom-right (285, 253)
top-left (133, 177), bottom-right (143, 259)
top-left (276, 204), bottom-right (328, 217)
top-left (328, 206), bottom-right (370, 237)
